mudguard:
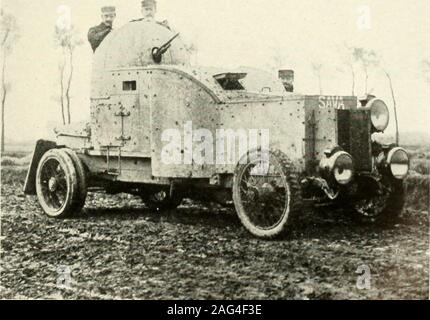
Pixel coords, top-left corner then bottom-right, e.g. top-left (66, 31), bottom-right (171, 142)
top-left (23, 140), bottom-right (57, 195)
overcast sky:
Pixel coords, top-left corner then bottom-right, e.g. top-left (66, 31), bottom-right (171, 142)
top-left (2, 0), bottom-right (430, 142)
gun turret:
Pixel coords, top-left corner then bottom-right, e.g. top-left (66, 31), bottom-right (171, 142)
top-left (151, 33), bottom-right (180, 64)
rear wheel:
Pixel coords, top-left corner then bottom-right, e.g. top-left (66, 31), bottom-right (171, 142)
top-left (142, 190), bottom-right (183, 211)
top-left (232, 149), bottom-right (302, 239)
top-left (35, 149), bottom-right (80, 218)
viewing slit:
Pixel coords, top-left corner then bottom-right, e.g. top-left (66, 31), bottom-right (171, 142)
top-left (123, 81), bottom-right (137, 91)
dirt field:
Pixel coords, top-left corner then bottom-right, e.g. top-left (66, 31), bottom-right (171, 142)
top-left (1, 164), bottom-right (429, 300)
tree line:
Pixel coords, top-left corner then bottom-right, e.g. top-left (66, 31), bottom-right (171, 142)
top-left (1, 9), bottom-right (82, 152)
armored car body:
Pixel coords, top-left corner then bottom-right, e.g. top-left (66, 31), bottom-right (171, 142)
top-left (24, 19), bottom-right (409, 239)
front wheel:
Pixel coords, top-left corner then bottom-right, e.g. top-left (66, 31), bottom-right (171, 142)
top-left (63, 148), bottom-right (88, 213)
top-left (35, 149), bottom-right (82, 218)
top-left (232, 149), bottom-right (302, 239)
top-left (351, 178), bottom-right (405, 224)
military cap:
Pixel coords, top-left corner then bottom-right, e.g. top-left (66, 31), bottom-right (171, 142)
top-left (101, 6), bottom-right (116, 13)
top-left (278, 69), bottom-right (294, 78)
top-left (141, 0), bottom-right (156, 8)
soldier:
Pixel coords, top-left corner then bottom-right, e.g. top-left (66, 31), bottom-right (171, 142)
top-left (278, 69), bottom-right (294, 93)
top-left (141, 0), bottom-right (156, 20)
top-left (140, 0), bottom-right (170, 30)
top-left (87, 6), bottom-right (116, 53)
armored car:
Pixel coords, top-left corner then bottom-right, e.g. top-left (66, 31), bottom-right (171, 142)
top-left (24, 19), bottom-right (409, 238)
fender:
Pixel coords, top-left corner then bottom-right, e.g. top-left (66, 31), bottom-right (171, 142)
top-left (23, 140), bottom-right (58, 195)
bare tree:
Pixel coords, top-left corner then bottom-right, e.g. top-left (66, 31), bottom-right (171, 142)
top-left (311, 62), bottom-right (323, 95)
top-left (346, 61), bottom-right (356, 96)
top-left (352, 47), bottom-right (379, 94)
top-left (0, 9), bottom-right (19, 153)
top-left (54, 25), bottom-right (83, 125)
top-left (184, 42), bottom-right (198, 65)
top-left (378, 54), bottom-right (400, 144)
top-left (338, 44), bottom-right (356, 96)
top-left (265, 46), bottom-right (290, 77)
top-left (383, 69), bottom-right (399, 144)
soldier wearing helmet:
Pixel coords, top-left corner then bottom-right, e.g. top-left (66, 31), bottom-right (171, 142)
top-left (88, 6), bottom-right (116, 52)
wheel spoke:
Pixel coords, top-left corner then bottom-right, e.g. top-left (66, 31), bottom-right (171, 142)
top-left (238, 158), bottom-right (288, 230)
top-left (355, 194), bottom-right (389, 218)
top-left (47, 162), bottom-right (58, 178)
top-left (39, 158), bottom-right (70, 211)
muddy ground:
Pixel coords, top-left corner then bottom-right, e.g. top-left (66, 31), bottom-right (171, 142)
top-left (0, 166), bottom-right (429, 300)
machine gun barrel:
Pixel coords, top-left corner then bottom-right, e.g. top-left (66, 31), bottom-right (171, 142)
top-left (159, 33), bottom-right (180, 53)
top-left (152, 33), bottom-right (180, 63)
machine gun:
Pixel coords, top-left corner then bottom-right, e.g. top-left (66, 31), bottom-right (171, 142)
top-left (151, 33), bottom-right (180, 64)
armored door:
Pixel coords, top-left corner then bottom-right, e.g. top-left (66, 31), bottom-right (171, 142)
top-left (92, 94), bottom-right (138, 150)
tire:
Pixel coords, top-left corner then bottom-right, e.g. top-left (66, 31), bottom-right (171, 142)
top-left (381, 180), bottom-right (405, 223)
top-left (232, 149), bottom-right (302, 239)
top-left (62, 148), bottom-right (88, 213)
top-left (35, 149), bottom-right (80, 218)
top-left (350, 178), bottom-right (405, 224)
top-left (142, 190), bottom-right (183, 211)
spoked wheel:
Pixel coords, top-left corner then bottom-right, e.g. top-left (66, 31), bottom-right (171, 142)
top-left (35, 149), bottom-right (85, 218)
top-left (143, 190), bottom-right (183, 211)
top-left (352, 179), bottom-right (405, 224)
top-left (232, 149), bottom-right (302, 239)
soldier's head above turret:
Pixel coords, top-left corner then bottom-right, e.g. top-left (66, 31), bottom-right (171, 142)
top-left (141, 0), bottom-right (157, 20)
top-left (101, 6), bottom-right (116, 27)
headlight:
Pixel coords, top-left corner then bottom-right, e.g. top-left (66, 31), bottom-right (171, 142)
top-left (320, 150), bottom-right (354, 185)
top-left (387, 147), bottom-right (409, 179)
top-left (333, 152), bottom-right (354, 185)
top-left (364, 98), bottom-right (389, 132)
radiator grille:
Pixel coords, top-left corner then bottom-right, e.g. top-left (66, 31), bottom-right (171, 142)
top-left (337, 109), bottom-right (372, 172)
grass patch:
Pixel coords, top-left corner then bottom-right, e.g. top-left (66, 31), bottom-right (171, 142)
top-left (1, 154), bottom-right (32, 167)
top-left (1, 151), bottom-right (30, 159)
top-left (404, 172), bottom-right (429, 212)
top-left (1, 166), bottom-right (28, 185)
